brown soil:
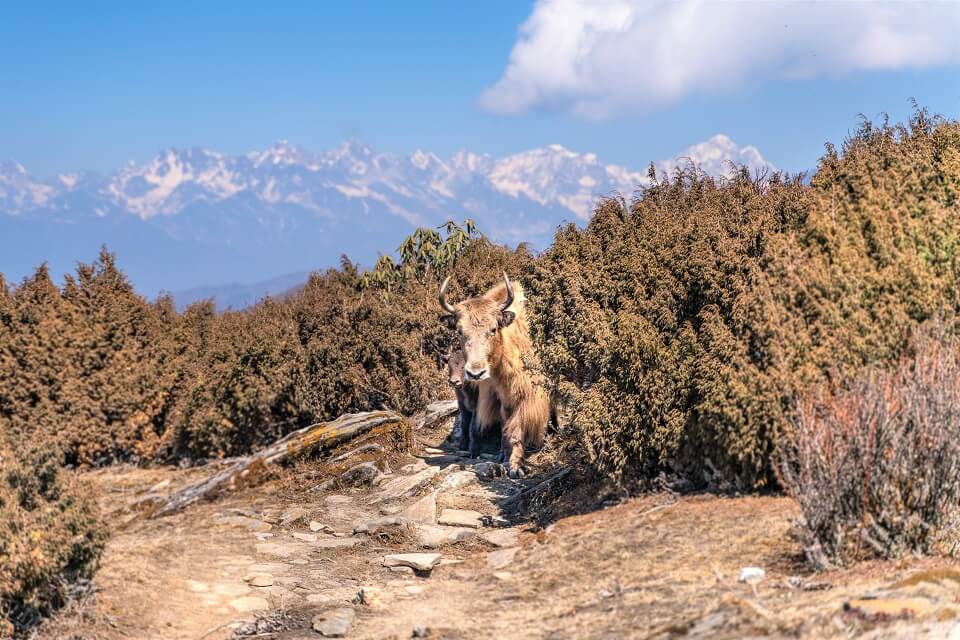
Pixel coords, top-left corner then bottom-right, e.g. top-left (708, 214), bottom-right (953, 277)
top-left (36, 418), bottom-right (960, 640)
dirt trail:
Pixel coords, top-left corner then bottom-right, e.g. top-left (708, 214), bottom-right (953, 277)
top-left (63, 416), bottom-right (960, 640)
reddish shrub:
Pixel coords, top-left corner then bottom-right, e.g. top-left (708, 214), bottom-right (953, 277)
top-left (778, 325), bottom-right (960, 569)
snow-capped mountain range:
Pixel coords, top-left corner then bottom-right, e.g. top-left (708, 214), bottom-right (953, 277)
top-left (0, 135), bottom-right (773, 303)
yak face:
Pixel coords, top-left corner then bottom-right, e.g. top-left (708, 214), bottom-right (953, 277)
top-left (439, 273), bottom-right (517, 383)
top-left (443, 348), bottom-right (467, 389)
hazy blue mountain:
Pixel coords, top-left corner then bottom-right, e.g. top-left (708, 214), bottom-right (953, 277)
top-left (0, 135), bottom-right (774, 301)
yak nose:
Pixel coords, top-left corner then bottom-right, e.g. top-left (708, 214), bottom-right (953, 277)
top-left (464, 368), bottom-right (487, 381)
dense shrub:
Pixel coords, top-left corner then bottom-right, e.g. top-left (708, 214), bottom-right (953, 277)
top-left (778, 325), bottom-right (960, 569)
top-left (0, 439), bottom-right (106, 637)
top-left (0, 251), bottom-right (178, 465)
top-left (530, 110), bottom-right (960, 489)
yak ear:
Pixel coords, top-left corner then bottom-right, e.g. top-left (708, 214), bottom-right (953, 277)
top-left (499, 309), bottom-right (516, 328)
top-left (442, 314), bottom-right (457, 330)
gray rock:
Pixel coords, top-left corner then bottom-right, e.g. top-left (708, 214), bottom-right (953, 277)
top-left (472, 462), bottom-right (503, 479)
top-left (382, 553), bottom-right (442, 572)
top-left (389, 565), bottom-right (415, 575)
top-left (310, 521), bottom-right (334, 533)
top-left (216, 515), bottom-right (273, 532)
top-left (481, 528), bottom-right (519, 548)
top-left (400, 492), bottom-right (437, 525)
top-left (316, 537), bottom-right (363, 549)
top-left (379, 503), bottom-right (404, 516)
top-left (437, 508), bottom-right (483, 528)
top-left (280, 507), bottom-right (308, 527)
top-left (487, 547), bottom-right (519, 569)
top-left (738, 567), bottom-right (765, 584)
top-left (353, 516), bottom-right (406, 534)
top-left (325, 494), bottom-right (353, 505)
top-left (312, 607), bottom-right (355, 637)
top-left (375, 466), bottom-right (440, 502)
top-left (292, 532), bottom-right (317, 542)
top-left (256, 541), bottom-right (307, 558)
top-left (243, 572), bottom-right (275, 587)
top-left (340, 461), bottom-right (383, 487)
top-left (416, 524), bottom-right (476, 548)
top-left (436, 471), bottom-right (478, 494)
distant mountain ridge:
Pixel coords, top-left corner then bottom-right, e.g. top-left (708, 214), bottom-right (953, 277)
top-left (1, 135), bottom-right (774, 298)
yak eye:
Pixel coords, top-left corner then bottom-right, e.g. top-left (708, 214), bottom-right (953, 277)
top-left (489, 327), bottom-right (497, 336)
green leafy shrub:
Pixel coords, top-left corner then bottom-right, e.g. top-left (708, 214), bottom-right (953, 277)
top-left (0, 441), bottom-right (106, 637)
top-left (778, 324), bottom-right (960, 569)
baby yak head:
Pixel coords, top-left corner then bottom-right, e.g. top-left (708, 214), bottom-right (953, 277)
top-left (438, 272), bottom-right (516, 383)
top-left (441, 346), bottom-right (467, 389)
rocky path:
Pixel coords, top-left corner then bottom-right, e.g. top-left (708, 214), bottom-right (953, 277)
top-left (67, 414), bottom-right (960, 640)
top-left (78, 416), bottom-right (548, 639)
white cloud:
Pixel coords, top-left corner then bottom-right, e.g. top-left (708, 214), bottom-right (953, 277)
top-left (480, 0), bottom-right (960, 119)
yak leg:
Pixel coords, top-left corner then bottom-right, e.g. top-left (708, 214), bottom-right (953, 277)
top-left (468, 412), bottom-right (483, 459)
top-left (459, 407), bottom-right (474, 453)
top-left (503, 414), bottom-right (526, 479)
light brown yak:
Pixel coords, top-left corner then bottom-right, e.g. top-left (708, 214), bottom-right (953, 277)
top-left (439, 273), bottom-right (549, 477)
top-left (442, 345), bottom-right (501, 456)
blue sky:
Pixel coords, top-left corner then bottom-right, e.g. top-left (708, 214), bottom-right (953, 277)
top-left (2, 0), bottom-right (959, 178)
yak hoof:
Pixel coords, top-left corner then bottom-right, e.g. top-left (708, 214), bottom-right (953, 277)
top-left (508, 466), bottom-right (525, 479)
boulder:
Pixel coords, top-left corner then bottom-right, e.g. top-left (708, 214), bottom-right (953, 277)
top-left (312, 607), bottom-right (355, 637)
top-left (438, 509), bottom-right (483, 528)
top-left (382, 553), bottom-right (442, 572)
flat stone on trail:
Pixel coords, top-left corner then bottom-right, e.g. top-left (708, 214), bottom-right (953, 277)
top-left (472, 462), bottom-right (502, 479)
top-left (243, 572), bottom-right (275, 587)
top-left (376, 466), bottom-right (440, 501)
top-left (416, 524), bottom-right (476, 548)
top-left (292, 532), bottom-right (317, 542)
top-left (400, 492), bottom-right (437, 524)
top-left (383, 553), bottom-right (442, 572)
top-left (310, 521), bottom-right (334, 533)
top-left (353, 516), bottom-right (405, 534)
top-left (228, 596), bottom-right (270, 613)
top-left (186, 579), bottom-right (208, 592)
top-left (487, 547), bottom-right (519, 569)
top-left (315, 537), bottom-right (363, 549)
top-left (481, 528), bottom-right (519, 548)
top-left (438, 508), bottom-right (484, 528)
top-left (256, 541), bottom-right (308, 558)
top-left (389, 565), bottom-right (415, 575)
top-left (436, 470), bottom-right (478, 494)
top-left (312, 607), bottom-right (356, 637)
top-left (217, 515), bottom-right (273, 532)
top-left (325, 494), bottom-right (353, 505)
top-left (280, 507), bottom-right (308, 527)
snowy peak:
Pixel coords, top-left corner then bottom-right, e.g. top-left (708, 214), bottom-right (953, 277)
top-left (656, 134), bottom-right (775, 179)
top-left (0, 134), bottom-right (776, 229)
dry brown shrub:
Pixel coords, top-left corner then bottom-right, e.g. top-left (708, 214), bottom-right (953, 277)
top-left (0, 440), bottom-right (107, 637)
top-left (530, 109), bottom-right (960, 490)
top-left (778, 324), bottom-right (960, 569)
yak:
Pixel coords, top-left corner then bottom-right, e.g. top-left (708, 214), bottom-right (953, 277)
top-left (439, 272), bottom-right (549, 477)
top-left (442, 345), bottom-right (501, 457)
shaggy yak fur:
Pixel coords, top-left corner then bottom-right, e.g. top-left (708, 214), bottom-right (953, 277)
top-left (443, 346), bottom-right (501, 456)
top-left (440, 273), bottom-right (549, 477)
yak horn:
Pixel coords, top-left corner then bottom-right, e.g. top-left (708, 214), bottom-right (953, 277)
top-left (439, 276), bottom-right (456, 314)
top-left (500, 272), bottom-right (514, 312)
